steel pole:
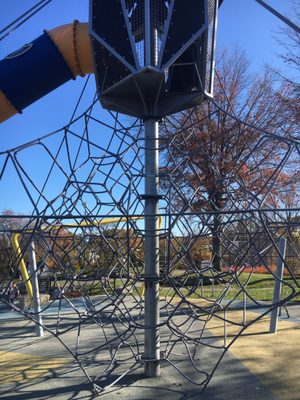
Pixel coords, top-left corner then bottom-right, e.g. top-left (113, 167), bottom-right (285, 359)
top-left (144, 118), bottom-right (160, 377)
top-left (28, 241), bottom-right (44, 337)
top-left (255, 0), bottom-right (300, 34)
top-left (270, 237), bottom-right (287, 334)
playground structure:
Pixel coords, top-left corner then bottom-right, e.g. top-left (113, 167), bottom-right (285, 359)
top-left (11, 216), bottom-right (147, 301)
top-left (0, 0), bottom-right (300, 396)
top-left (1, 100), bottom-right (300, 393)
top-left (0, 0), bottom-right (219, 122)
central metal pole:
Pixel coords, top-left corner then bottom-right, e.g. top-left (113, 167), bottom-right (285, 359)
top-left (144, 118), bottom-right (160, 377)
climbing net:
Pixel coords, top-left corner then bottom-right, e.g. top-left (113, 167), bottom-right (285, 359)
top-left (0, 78), bottom-right (300, 394)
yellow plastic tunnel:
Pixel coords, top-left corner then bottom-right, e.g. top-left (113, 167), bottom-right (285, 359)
top-left (0, 21), bottom-right (93, 123)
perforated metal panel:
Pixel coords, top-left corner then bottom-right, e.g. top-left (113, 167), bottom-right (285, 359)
top-left (125, 0), bottom-right (146, 66)
top-left (90, 0), bottom-right (221, 118)
top-left (160, 0), bottom-right (206, 68)
top-left (149, 0), bottom-right (171, 64)
top-left (91, 1), bottom-right (136, 68)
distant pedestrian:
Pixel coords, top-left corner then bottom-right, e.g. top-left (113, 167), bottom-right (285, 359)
top-left (8, 282), bottom-right (19, 311)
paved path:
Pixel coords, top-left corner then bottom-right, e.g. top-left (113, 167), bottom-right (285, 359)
top-left (0, 301), bottom-right (299, 399)
top-left (206, 308), bottom-right (300, 400)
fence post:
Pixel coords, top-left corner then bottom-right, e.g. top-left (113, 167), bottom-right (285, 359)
top-left (269, 237), bottom-right (287, 334)
top-left (242, 289), bottom-right (247, 325)
top-left (28, 241), bottom-right (44, 337)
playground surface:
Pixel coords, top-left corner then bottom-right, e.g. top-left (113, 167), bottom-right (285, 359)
top-left (0, 301), bottom-right (299, 400)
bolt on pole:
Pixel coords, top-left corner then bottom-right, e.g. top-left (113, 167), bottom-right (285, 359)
top-left (144, 118), bottom-right (160, 377)
top-left (28, 241), bottom-right (44, 337)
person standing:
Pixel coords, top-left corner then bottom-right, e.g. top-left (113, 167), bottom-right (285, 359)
top-left (8, 282), bottom-right (19, 311)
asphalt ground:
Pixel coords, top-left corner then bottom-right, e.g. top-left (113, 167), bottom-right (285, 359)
top-left (0, 300), bottom-right (299, 400)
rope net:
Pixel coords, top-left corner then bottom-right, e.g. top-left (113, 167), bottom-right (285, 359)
top-left (0, 91), bottom-right (300, 394)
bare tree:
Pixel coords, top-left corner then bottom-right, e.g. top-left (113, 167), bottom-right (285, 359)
top-left (0, 209), bottom-right (28, 278)
top-left (277, 0), bottom-right (300, 123)
top-left (160, 49), bottom-right (299, 271)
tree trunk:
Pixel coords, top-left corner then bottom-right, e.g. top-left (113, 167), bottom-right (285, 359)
top-left (212, 213), bottom-right (222, 271)
top-left (211, 192), bottom-right (224, 272)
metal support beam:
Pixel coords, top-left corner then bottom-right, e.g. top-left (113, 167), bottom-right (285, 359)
top-left (270, 237), bottom-right (287, 334)
top-left (144, 118), bottom-right (160, 377)
top-left (255, 0), bottom-right (300, 34)
top-left (28, 241), bottom-right (44, 337)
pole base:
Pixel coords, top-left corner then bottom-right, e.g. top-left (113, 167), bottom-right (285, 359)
top-left (145, 360), bottom-right (160, 377)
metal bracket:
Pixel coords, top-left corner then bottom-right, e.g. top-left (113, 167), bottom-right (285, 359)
top-left (140, 194), bottom-right (165, 200)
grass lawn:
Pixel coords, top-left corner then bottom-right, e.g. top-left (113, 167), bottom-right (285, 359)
top-left (58, 272), bottom-right (300, 303)
top-left (157, 272), bottom-right (300, 302)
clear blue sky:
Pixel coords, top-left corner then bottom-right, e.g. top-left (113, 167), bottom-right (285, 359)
top-left (0, 0), bottom-right (297, 213)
